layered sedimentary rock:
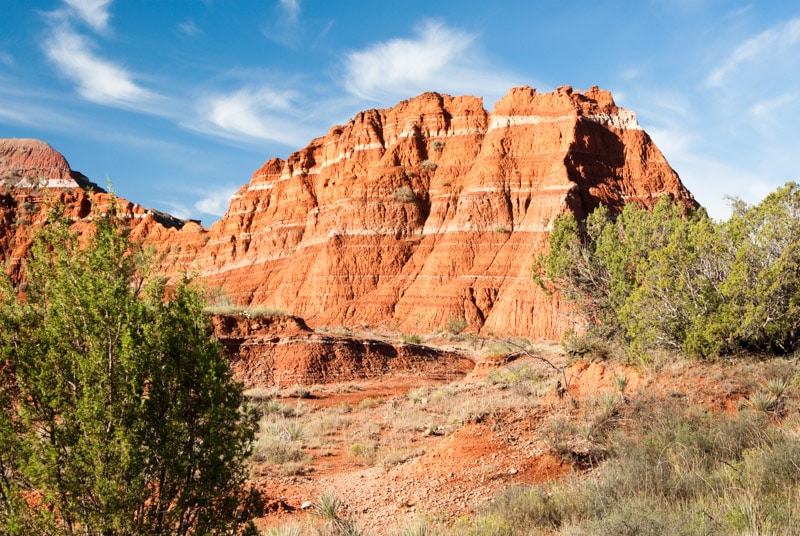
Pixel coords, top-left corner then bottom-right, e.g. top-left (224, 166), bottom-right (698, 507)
top-left (0, 138), bottom-right (202, 280)
top-left (211, 314), bottom-right (474, 387)
top-left (0, 85), bottom-right (696, 340)
top-left (188, 86), bottom-right (695, 338)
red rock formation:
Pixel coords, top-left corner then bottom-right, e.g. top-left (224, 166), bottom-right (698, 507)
top-left (189, 86), bottom-right (694, 338)
top-left (0, 138), bottom-right (203, 280)
top-left (210, 314), bottom-right (474, 387)
top-left (0, 138), bottom-right (88, 188)
top-left (0, 86), bottom-right (695, 340)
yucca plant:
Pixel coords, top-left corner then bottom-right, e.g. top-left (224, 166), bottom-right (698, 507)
top-left (747, 390), bottom-right (777, 414)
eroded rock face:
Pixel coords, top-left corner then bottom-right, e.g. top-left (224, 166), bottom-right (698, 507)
top-left (0, 138), bottom-right (202, 281)
top-left (188, 86), bottom-right (695, 338)
top-left (0, 138), bottom-right (89, 189)
top-left (0, 85), bottom-right (696, 340)
top-left (210, 314), bottom-right (474, 387)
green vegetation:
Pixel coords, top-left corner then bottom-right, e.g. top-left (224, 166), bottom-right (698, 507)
top-left (311, 492), bottom-right (363, 536)
top-left (470, 402), bottom-right (800, 535)
top-left (420, 159), bottom-right (437, 172)
top-left (537, 182), bottom-right (800, 358)
top-left (0, 203), bottom-right (258, 535)
top-left (253, 350), bottom-right (800, 535)
top-left (204, 304), bottom-right (289, 317)
top-left (393, 185), bottom-right (416, 203)
top-left (445, 316), bottom-right (467, 335)
top-left (399, 333), bottom-right (423, 345)
top-left (8, 182), bottom-right (800, 535)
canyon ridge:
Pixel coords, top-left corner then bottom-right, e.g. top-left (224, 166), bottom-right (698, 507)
top-left (0, 85), bottom-right (696, 339)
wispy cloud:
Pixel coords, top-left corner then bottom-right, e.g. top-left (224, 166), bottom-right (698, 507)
top-left (0, 93), bottom-right (76, 130)
top-left (707, 17), bottom-right (800, 87)
top-left (193, 86), bottom-right (309, 146)
top-left (261, 0), bottom-right (309, 47)
top-left (41, 2), bottom-right (160, 110)
top-left (0, 51), bottom-right (14, 67)
top-left (750, 92), bottom-right (800, 126)
top-left (43, 23), bottom-right (155, 107)
top-left (64, 0), bottom-right (112, 33)
top-left (154, 183), bottom-right (239, 222)
top-left (157, 200), bottom-right (192, 221)
top-left (178, 18), bottom-right (202, 37)
top-left (195, 185), bottom-right (239, 216)
top-left (279, 0), bottom-right (301, 23)
top-left (343, 20), bottom-right (517, 103)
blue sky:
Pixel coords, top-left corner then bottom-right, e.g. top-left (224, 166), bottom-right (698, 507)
top-left (2, 1), bottom-right (799, 225)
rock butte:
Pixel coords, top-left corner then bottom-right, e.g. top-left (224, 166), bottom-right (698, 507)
top-left (0, 138), bottom-right (188, 282)
top-left (0, 85), bottom-right (696, 339)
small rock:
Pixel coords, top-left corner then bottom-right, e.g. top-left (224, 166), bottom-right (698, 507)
top-left (301, 501), bottom-right (313, 510)
top-left (508, 468), bottom-right (518, 475)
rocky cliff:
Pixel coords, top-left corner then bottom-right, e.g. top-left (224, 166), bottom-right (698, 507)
top-left (0, 138), bottom-right (200, 280)
top-left (184, 86), bottom-right (695, 338)
top-left (0, 85), bottom-right (696, 339)
top-left (210, 314), bottom-right (474, 388)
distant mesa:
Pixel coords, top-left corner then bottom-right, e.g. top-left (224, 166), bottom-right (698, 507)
top-left (0, 138), bottom-right (99, 190)
top-left (0, 86), bottom-right (696, 339)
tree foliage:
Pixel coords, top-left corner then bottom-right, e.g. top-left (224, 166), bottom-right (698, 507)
top-left (0, 204), bottom-right (258, 535)
top-left (536, 182), bottom-right (800, 358)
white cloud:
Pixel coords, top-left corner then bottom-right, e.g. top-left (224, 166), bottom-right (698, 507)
top-left (195, 86), bottom-right (308, 146)
top-left (0, 99), bottom-right (73, 129)
top-left (261, 0), bottom-right (309, 47)
top-left (157, 201), bottom-right (192, 221)
top-left (195, 185), bottom-right (239, 216)
top-left (280, 0), bottom-right (301, 23)
top-left (43, 23), bottom-right (154, 107)
top-left (749, 92), bottom-right (800, 125)
top-left (64, 0), bottom-right (112, 33)
top-left (707, 17), bottom-right (800, 87)
top-left (178, 19), bottom-right (202, 37)
top-left (0, 51), bottom-right (14, 66)
top-left (645, 126), bottom-right (692, 165)
top-left (343, 20), bottom-right (515, 102)
top-left (675, 153), bottom-right (776, 221)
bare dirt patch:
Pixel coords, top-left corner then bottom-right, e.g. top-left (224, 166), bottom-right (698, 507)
top-left (231, 322), bottom-right (794, 534)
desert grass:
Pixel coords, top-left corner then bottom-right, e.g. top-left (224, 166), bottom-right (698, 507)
top-left (468, 397), bottom-right (800, 535)
top-left (255, 354), bottom-right (800, 535)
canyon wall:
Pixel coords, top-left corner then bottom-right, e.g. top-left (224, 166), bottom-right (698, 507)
top-left (181, 86), bottom-right (695, 338)
top-left (1, 85), bottom-right (696, 339)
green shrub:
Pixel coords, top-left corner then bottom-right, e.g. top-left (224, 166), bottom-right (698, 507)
top-left (486, 364), bottom-right (537, 386)
top-left (357, 397), bottom-right (382, 409)
top-left (0, 200), bottom-right (259, 534)
top-left (537, 182), bottom-right (800, 357)
top-left (420, 159), bottom-right (438, 172)
top-left (446, 316), bottom-right (467, 334)
top-left (312, 491), bottom-right (343, 521)
top-left (475, 398), bottom-right (800, 534)
top-left (311, 492), bottom-right (364, 536)
top-left (393, 185), bottom-right (416, 203)
top-left (400, 333), bottom-right (422, 345)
